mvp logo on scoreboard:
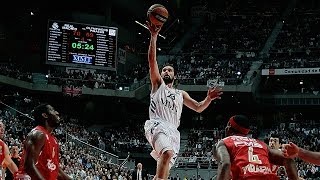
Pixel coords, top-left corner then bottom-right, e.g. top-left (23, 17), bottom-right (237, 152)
top-left (72, 55), bottom-right (93, 64)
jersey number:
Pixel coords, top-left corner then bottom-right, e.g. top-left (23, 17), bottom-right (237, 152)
top-left (248, 147), bottom-right (262, 164)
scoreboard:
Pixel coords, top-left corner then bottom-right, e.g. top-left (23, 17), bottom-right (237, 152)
top-left (46, 20), bottom-right (118, 71)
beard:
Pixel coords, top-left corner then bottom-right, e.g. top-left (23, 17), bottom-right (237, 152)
top-left (48, 115), bottom-right (61, 128)
top-left (163, 76), bottom-right (174, 84)
top-left (48, 119), bottom-right (60, 128)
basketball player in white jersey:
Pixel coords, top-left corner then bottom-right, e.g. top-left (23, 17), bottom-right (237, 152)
top-left (144, 21), bottom-right (223, 180)
top-left (269, 134), bottom-right (282, 176)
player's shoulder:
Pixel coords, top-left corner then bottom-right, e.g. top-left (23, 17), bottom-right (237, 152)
top-left (176, 89), bottom-right (188, 96)
top-left (0, 139), bottom-right (7, 148)
top-left (219, 136), bottom-right (234, 146)
top-left (180, 89), bottom-right (188, 96)
top-left (28, 128), bottom-right (46, 140)
top-left (221, 135), bottom-right (238, 141)
top-left (255, 138), bottom-right (269, 148)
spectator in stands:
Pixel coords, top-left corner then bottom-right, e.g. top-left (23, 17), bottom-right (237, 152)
top-left (17, 104), bottom-right (71, 180)
top-left (132, 162), bottom-right (147, 180)
top-left (0, 122), bottom-right (18, 179)
top-left (283, 142), bottom-right (320, 166)
top-left (213, 115), bottom-right (298, 180)
top-left (5, 145), bottom-right (21, 180)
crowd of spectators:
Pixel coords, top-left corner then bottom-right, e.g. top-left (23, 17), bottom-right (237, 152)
top-left (167, 54), bottom-right (252, 85)
top-left (166, 0), bottom-right (287, 86)
top-left (0, 94), bottom-right (147, 179)
top-left (262, 53), bottom-right (320, 69)
top-left (0, 63), bottom-right (32, 82)
top-left (260, 74), bottom-right (320, 94)
top-left (1, 1), bottom-right (320, 179)
top-left (265, 121), bottom-right (320, 179)
top-left (177, 122), bottom-right (258, 168)
top-left (261, 2), bottom-right (320, 95)
top-left (224, 0), bottom-right (289, 15)
top-left (1, 0), bottom-right (291, 89)
top-left (1, 90), bottom-right (320, 179)
top-left (0, 63), bottom-right (148, 91)
top-left (184, 14), bottom-right (276, 55)
top-left (183, 0), bottom-right (285, 57)
top-left (176, 119), bottom-right (320, 179)
top-left (271, 1), bottom-right (320, 55)
top-left (64, 123), bottom-right (150, 155)
top-left (47, 64), bottom-right (148, 91)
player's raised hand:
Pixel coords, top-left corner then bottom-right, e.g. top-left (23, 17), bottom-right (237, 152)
top-left (282, 142), bottom-right (299, 158)
top-left (207, 87), bottom-right (223, 100)
top-left (146, 21), bottom-right (162, 37)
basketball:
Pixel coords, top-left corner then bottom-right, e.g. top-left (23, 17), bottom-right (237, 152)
top-left (147, 4), bottom-right (169, 26)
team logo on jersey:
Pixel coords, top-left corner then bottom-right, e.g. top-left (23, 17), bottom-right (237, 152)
top-left (161, 92), bottom-right (178, 113)
top-left (46, 159), bottom-right (56, 172)
top-left (166, 91), bottom-right (176, 100)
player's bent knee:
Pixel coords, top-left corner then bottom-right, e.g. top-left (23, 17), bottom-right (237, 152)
top-left (161, 149), bottom-right (174, 160)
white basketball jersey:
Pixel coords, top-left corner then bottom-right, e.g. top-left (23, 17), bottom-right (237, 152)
top-left (149, 82), bottom-right (184, 128)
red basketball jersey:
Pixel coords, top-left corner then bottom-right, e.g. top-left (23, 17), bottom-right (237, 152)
top-left (0, 140), bottom-right (6, 179)
top-left (0, 140), bottom-right (5, 163)
top-left (271, 164), bottom-right (280, 175)
top-left (223, 135), bottom-right (279, 180)
top-left (271, 149), bottom-right (282, 175)
top-left (19, 126), bottom-right (60, 180)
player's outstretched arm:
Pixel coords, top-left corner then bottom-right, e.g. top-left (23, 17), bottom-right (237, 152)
top-left (213, 140), bottom-right (231, 180)
top-left (146, 21), bottom-right (163, 93)
top-left (268, 147), bottom-right (299, 180)
top-left (183, 87), bottom-right (223, 113)
top-left (283, 142), bottom-right (320, 165)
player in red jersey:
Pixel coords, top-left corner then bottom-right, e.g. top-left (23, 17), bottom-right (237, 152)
top-left (0, 122), bottom-right (18, 179)
top-left (213, 115), bottom-right (298, 180)
top-left (16, 104), bottom-right (71, 180)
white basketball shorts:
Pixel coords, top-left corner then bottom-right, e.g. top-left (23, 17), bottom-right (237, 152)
top-left (144, 119), bottom-right (180, 168)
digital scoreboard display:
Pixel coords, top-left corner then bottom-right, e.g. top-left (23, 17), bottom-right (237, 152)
top-left (46, 20), bottom-right (118, 70)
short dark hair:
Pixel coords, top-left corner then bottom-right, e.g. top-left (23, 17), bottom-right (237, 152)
top-left (270, 133), bottom-right (282, 143)
top-left (32, 103), bottom-right (50, 125)
top-left (161, 63), bottom-right (176, 75)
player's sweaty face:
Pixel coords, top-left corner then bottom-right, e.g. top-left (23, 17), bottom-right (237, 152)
top-left (161, 66), bottom-right (175, 84)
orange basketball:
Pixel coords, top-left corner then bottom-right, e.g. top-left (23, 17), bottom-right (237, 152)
top-left (147, 4), bottom-right (169, 26)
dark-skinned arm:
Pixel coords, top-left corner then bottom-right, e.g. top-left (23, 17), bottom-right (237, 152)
top-left (213, 140), bottom-right (231, 180)
top-left (24, 130), bottom-right (46, 180)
